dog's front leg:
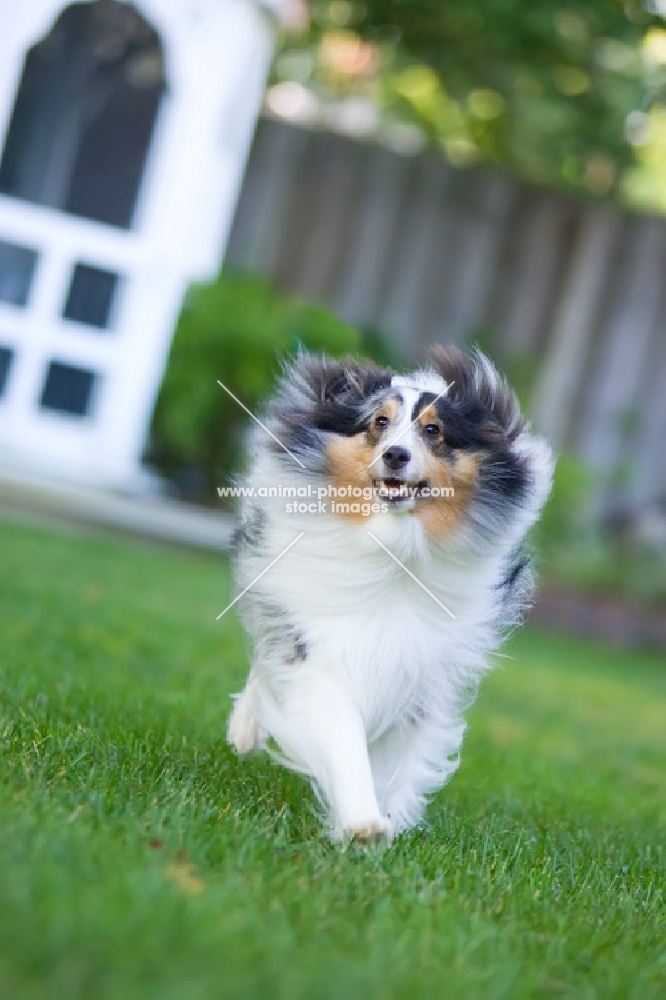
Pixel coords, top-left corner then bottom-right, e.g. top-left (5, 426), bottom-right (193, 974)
top-left (271, 668), bottom-right (393, 845)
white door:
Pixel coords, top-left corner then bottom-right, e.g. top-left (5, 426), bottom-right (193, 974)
top-left (0, 1), bottom-right (166, 483)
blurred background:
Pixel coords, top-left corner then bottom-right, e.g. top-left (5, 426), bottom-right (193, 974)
top-left (0, 0), bottom-right (665, 644)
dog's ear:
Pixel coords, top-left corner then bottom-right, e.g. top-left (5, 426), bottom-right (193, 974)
top-left (431, 345), bottom-right (524, 443)
top-left (286, 352), bottom-right (393, 434)
top-left (267, 353), bottom-right (393, 454)
top-left (293, 352), bottom-right (391, 404)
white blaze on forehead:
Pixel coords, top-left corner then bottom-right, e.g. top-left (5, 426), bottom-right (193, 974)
top-left (389, 371), bottom-right (451, 434)
top-left (391, 370), bottom-right (450, 395)
top-left (391, 386), bottom-right (421, 436)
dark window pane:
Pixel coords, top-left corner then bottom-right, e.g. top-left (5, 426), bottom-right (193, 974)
top-left (0, 346), bottom-right (14, 396)
top-left (0, 2), bottom-right (165, 230)
top-left (63, 263), bottom-right (119, 328)
top-left (65, 77), bottom-right (163, 229)
top-left (0, 240), bottom-right (38, 306)
top-left (40, 361), bottom-right (96, 416)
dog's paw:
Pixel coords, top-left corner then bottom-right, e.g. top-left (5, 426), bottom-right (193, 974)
top-left (344, 817), bottom-right (393, 847)
top-left (227, 689), bottom-right (261, 755)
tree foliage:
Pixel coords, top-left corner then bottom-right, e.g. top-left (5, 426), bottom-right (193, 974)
top-left (274, 0), bottom-right (666, 204)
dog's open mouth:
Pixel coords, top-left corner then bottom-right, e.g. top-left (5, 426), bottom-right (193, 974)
top-left (373, 478), bottom-right (428, 502)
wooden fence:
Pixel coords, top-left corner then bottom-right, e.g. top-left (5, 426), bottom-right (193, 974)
top-left (226, 116), bottom-right (666, 520)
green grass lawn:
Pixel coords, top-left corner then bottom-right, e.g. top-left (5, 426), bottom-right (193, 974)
top-left (0, 518), bottom-right (664, 1000)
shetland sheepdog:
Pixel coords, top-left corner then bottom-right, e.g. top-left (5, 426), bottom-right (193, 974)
top-left (228, 347), bottom-right (553, 843)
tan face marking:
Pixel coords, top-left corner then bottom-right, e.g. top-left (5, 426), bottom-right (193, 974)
top-left (326, 433), bottom-right (377, 521)
top-left (367, 397), bottom-right (401, 444)
top-left (412, 451), bottom-right (480, 539)
top-left (325, 396), bottom-right (404, 521)
top-left (417, 405), bottom-right (444, 446)
top-left (418, 404), bottom-right (442, 430)
top-left (327, 434), bottom-right (376, 489)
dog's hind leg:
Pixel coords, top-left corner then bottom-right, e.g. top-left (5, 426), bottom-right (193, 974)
top-left (227, 676), bottom-right (264, 755)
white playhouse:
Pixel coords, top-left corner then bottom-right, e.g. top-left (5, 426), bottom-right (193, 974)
top-left (0, 0), bottom-right (280, 488)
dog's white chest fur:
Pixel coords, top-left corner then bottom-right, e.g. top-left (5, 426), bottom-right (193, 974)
top-left (257, 516), bottom-right (496, 737)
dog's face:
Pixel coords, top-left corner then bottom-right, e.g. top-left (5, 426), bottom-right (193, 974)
top-left (269, 347), bottom-right (533, 539)
top-left (323, 378), bottom-right (481, 535)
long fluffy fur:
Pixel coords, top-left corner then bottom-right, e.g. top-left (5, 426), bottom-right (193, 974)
top-left (227, 347), bottom-right (554, 842)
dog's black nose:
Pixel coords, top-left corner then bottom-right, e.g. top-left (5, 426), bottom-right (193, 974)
top-left (383, 446), bottom-right (411, 471)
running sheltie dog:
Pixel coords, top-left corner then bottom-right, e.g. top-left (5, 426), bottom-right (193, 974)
top-left (228, 347), bottom-right (553, 843)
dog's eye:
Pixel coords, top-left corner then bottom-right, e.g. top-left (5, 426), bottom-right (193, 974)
top-left (375, 415), bottom-right (389, 429)
top-left (424, 423), bottom-right (440, 436)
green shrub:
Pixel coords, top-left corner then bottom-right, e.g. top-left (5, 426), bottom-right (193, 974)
top-left (148, 271), bottom-right (363, 500)
top-left (533, 452), bottom-right (595, 554)
top-left (533, 452), bottom-right (666, 605)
